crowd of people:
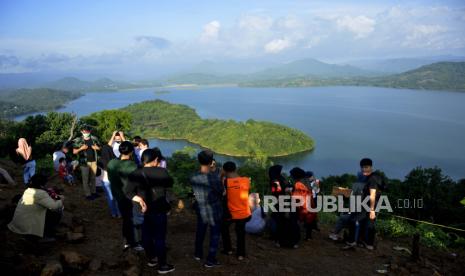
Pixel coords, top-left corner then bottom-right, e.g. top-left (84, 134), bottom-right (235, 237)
top-left (7, 125), bottom-right (383, 274)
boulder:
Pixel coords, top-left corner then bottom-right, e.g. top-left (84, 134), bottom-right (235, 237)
top-left (40, 260), bottom-right (63, 276)
top-left (65, 232), bottom-right (85, 243)
top-left (60, 250), bottom-right (90, 271)
top-left (88, 259), bottom-right (102, 271)
top-left (123, 265), bottom-right (140, 276)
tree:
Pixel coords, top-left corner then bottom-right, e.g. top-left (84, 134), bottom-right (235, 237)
top-left (81, 110), bottom-right (132, 142)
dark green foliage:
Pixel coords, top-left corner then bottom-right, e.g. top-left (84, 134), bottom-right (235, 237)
top-left (122, 100), bottom-right (315, 157)
top-left (320, 173), bottom-right (358, 195)
top-left (81, 110), bottom-right (132, 142)
top-left (166, 149), bottom-right (198, 198)
top-left (387, 167), bottom-right (465, 226)
top-left (0, 88), bottom-right (82, 118)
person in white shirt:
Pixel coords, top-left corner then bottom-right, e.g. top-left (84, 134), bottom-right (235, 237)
top-left (52, 144), bottom-right (68, 172)
top-left (108, 131), bottom-right (125, 158)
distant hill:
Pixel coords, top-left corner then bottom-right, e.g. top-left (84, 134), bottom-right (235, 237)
top-left (367, 62), bottom-right (465, 91)
top-left (44, 77), bottom-right (139, 92)
top-left (347, 56), bottom-right (465, 74)
top-left (160, 58), bottom-right (376, 85)
top-left (252, 58), bottom-right (377, 78)
top-left (161, 73), bottom-right (244, 85)
top-left (0, 88), bottom-right (82, 118)
top-left (241, 62), bottom-right (465, 92)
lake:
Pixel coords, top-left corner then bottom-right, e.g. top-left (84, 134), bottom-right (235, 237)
top-left (16, 86), bottom-right (465, 180)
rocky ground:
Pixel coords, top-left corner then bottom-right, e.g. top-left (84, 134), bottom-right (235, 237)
top-left (0, 159), bottom-right (464, 275)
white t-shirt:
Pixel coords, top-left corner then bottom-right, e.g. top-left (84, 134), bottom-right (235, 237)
top-left (112, 142), bottom-right (121, 158)
top-left (52, 151), bottom-right (66, 171)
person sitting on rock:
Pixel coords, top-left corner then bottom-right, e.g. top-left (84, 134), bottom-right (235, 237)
top-left (8, 174), bottom-right (64, 241)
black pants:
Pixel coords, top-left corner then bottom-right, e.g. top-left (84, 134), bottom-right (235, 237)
top-left (142, 212), bottom-right (167, 265)
top-left (44, 209), bottom-right (62, 237)
top-left (278, 213), bottom-right (300, 247)
top-left (348, 217), bottom-right (376, 246)
top-left (221, 217), bottom-right (250, 257)
top-left (117, 198), bottom-right (136, 246)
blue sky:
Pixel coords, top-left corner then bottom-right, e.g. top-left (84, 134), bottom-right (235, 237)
top-left (1, 0), bottom-right (464, 77)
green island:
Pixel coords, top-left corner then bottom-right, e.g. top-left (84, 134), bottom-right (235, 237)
top-left (120, 100), bottom-right (314, 157)
top-left (0, 88), bottom-right (83, 118)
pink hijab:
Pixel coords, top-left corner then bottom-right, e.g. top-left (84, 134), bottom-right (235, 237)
top-left (16, 138), bottom-right (32, 161)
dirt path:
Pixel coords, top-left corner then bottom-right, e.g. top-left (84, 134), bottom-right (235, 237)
top-left (0, 159), bottom-right (463, 275)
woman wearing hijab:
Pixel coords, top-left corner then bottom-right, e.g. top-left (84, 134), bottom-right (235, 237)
top-left (16, 138), bottom-right (35, 185)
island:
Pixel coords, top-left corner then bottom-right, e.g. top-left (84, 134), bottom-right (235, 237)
top-left (122, 100), bottom-right (315, 157)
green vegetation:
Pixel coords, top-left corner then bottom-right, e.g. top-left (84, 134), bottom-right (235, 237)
top-left (161, 60), bottom-right (465, 92)
top-left (122, 100), bottom-right (314, 157)
top-left (0, 88), bottom-right (82, 118)
top-left (81, 110), bottom-right (132, 142)
top-left (240, 62), bottom-right (465, 92)
top-left (44, 77), bottom-right (140, 92)
top-left (0, 110), bottom-right (464, 251)
top-left (366, 62), bottom-right (465, 92)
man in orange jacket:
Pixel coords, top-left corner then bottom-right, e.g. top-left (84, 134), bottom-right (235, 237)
top-left (291, 167), bottom-right (316, 241)
top-left (221, 161), bottom-right (251, 260)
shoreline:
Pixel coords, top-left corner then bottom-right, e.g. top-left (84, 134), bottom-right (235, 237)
top-left (146, 135), bottom-right (315, 158)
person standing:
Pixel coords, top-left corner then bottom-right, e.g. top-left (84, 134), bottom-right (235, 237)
top-left (221, 161), bottom-right (251, 260)
top-left (108, 131), bottom-right (125, 158)
top-left (126, 149), bottom-right (175, 274)
top-left (190, 150), bottom-right (223, 268)
top-left (16, 138), bottom-right (35, 185)
top-left (100, 141), bottom-right (120, 218)
top-left (107, 141), bottom-right (142, 251)
top-left (291, 167), bottom-right (316, 241)
top-left (73, 125), bottom-right (101, 200)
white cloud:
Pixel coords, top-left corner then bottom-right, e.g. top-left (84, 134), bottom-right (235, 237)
top-left (200, 20), bottom-right (221, 42)
top-left (239, 15), bottom-right (273, 31)
top-left (264, 38), bottom-right (293, 54)
top-left (336, 15), bottom-right (375, 38)
top-left (403, 24), bottom-right (448, 49)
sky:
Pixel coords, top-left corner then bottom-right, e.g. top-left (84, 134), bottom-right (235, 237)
top-left (1, 0), bottom-right (465, 78)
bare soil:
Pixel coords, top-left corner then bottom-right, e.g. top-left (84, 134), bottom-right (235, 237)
top-left (0, 159), bottom-right (463, 275)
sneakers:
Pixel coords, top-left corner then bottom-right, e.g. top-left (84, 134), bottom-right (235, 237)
top-left (365, 245), bottom-right (375, 250)
top-left (133, 244), bottom-right (144, 252)
top-left (345, 241), bottom-right (356, 247)
top-left (329, 233), bottom-right (341, 241)
top-left (237, 256), bottom-right (244, 261)
top-left (147, 258), bottom-right (158, 267)
top-left (204, 260), bottom-right (221, 268)
top-left (158, 264), bottom-right (175, 274)
top-left (293, 244), bottom-right (299, 249)
top-left (193, 256), bottom-right (201, 261)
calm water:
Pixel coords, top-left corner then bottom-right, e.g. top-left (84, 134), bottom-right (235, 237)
top-left (16, 86), bottom-right (465, 180)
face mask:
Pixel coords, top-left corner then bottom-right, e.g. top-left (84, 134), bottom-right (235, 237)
top-left (83, 133), bottom-right (91, 139)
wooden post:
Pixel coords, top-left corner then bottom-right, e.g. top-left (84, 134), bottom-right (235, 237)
top-left (412, 232), bottom-right (420, 261)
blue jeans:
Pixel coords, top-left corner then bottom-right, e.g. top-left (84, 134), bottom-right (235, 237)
top-left (23, 160), bottom-right (36, 185)
top-left (142, 212), bottom-right (168, 265)
top-left (102, 180), bottom-right (121, 217)
top-left (194, 210), bottom-right (221, 263)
